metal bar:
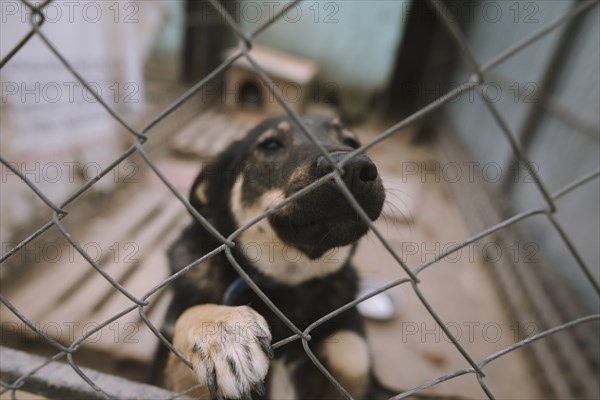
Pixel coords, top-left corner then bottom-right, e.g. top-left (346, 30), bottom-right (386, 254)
top-left (248, 0), bottom-right (304, 39)
top-left (0, 352), bottom-right (65, 395)
top-left (428, 0), bottom-right (558, 213)
top-left (390, 368), bottom-right (474, 400)
top-left (414, 209), bottom-right (546, 275)
top-left (0, 346), bottom-right (183, 400)
top-left (28, 18), bottom-right (144, 140)
top-left (501, 1), bottom-right (590, 194)
top-left (52, 214), bottom-right (147, 307)
top-left (0, 295), bottom-right (70, 354)
top-left (411, 282), bottom-right (486, 378)
top-left (427, 0), bottom-right (481, 72)
top-left (241, 47), bottom-right (343, 174)
top-left (304, 277), bottom-right (412, 334)
top-left (545, 213), bottom-right (600, 295)
top-left (0, 156), bottom-right (65, 214)
top-left (224, 247), bottom-right (310, 341)
top-left (134, 143), bottom-right (234, 246)
top-left (552, 169), bottom-right (600, 200)
top-left (0, 219), bottom-right (58, 264)
top-left (0, 1), bottom-right (45, 68)
top-left (341, 82), bottom-right (479, 163)
top-left (207, 0), bottom-right (251, 47)
top-left (479, 314), bottom-right (600, 368)
top-left (140, 49), bottom-right (244, 136)
top-left (137, 308), bottom-right (192, 370)
top-left (485, 72), bottom-right (599, 139)
top-left (302, 339), bottom-right (353, 400)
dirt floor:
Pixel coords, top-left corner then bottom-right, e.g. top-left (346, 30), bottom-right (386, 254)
top-left (1, 110), bottom-right (542, 399)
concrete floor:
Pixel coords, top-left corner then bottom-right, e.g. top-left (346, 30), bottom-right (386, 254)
top-left (352, 122), bottom-right (541, 399)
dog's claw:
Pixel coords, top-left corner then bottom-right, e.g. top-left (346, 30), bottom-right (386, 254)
top-left (174, 306), bottom-right (271, 400)
top-left (255, 380), bottom-right (266, 396)
top-left (207, 364), bottom-right (222, 400)
top-left (258, 336), bottom-right (274, 359)
top-left (241, 390), bottom-right (252, 400)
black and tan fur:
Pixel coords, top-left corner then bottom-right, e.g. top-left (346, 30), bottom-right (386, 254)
top-left (152, 114), bottom-right (395, 399)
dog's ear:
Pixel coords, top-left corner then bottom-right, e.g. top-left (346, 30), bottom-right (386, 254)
top-left (189, 138), bottom-right (248, 215)
top-left (189, 166), bottom-right (209, 214)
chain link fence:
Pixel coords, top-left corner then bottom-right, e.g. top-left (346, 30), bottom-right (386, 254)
top-left (1, 0), bottom-right (599, 399)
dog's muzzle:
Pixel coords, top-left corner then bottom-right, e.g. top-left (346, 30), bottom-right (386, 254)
top-left (269, 151), bottom-right (385, 258)
top-left (315, 152), bottom-right (379, 196)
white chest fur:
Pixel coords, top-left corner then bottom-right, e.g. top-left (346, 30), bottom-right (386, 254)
top-left (230, 179), bottom-right (352, 285)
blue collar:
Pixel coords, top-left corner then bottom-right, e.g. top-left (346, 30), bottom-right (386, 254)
top-left (222, 273), bottom-right (283, 305)
top-left (222, 276), bottom-right (252, 305)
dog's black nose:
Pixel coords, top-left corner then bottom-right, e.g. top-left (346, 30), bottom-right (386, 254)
top-left (316, 152), bottom-right (379, 194)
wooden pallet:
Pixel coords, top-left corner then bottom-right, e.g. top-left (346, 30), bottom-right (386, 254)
top-left (1, 188), bottom-right (189, 366)
top-left (0, 109), bottom-right (257, 378)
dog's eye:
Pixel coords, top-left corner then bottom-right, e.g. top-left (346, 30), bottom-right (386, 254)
top-left (259, 138), bottom-right (284, 152)
top-left (342, 137), bottom-right (360, 149)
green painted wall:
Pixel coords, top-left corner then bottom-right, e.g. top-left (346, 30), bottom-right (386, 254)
top-left (152, 0), bottom-right (186, 55)
top-left (238, 0), bottom-right (409, 92)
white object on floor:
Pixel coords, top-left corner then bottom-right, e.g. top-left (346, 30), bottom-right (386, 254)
top-left (356, 277), bottom-right (400, 321)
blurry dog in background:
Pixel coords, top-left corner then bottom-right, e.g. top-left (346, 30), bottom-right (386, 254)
top-left (152, 114), bottom-right (391, 399)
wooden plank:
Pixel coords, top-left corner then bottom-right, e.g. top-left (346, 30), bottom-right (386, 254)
top-left (38, 199), bottom-right (184, 328)
top-left (0, 195), bottom-right (186, 359)
top-left (81, 211), bottom-right (187, 362)
top-left (2, 190), bottom-right (170, 323)
top-left (81, 288), bottom-right (173, 363)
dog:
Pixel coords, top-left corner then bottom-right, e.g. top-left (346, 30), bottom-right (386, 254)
top-left (152, 114), bottom-right (393, 399)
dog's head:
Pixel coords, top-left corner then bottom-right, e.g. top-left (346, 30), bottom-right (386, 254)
top-left (191, 114), bottom-right (385, 284)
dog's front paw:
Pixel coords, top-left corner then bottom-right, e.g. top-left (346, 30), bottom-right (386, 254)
top-left (170, 304), bottom-right (273, 400)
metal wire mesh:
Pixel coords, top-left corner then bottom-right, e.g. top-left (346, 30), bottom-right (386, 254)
top-left (1, 0), bottom-right (599, 399)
